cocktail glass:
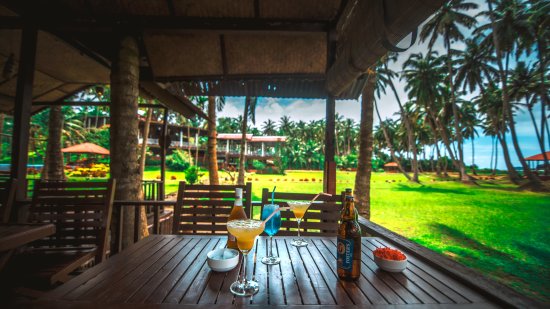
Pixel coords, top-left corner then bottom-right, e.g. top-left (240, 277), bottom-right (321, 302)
top-left (227, 219), bottom-right (264, 296)
top-left (260, 204), bottom-right (281, 265)
top-left (288, 201), bottom-right (311, 247)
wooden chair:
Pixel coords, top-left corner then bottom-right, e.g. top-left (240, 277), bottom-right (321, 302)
top-left (261, 189), bottom-right (345, 236)
top-left (12, 179), bottom-right (115, 287)
top-left (172, 182), bottom-right (252, 235)
top-left (0, 178), bottom-right (16, 223)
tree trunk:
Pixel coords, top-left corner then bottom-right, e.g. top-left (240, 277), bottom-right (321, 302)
top-left (497, 131), bottom-right (521, 184)
top-left (493, 136), bottom-right (498, 176)
top-left (374, 101), bottom-right (414, 182)
top-left (110, 35), bottom-right (147, 249)
top-left (434, 142), bottom-right (442, 177)
top-left (42, 106), bottom-right (66, 181)
top-left (354, 73), bottom-right (375, 219)
top-left (207, 97), bottom-right (219, 185)
top-left (446, 39), bottom-right (469, 182)
top-left (0, 113), bottom-right (4, 159)
top-left (471, 137), bottom-right (477, 175)
top-left (187, 125), bottom-right (192, 164)
top-left (386, 62), bottom-right (419, 181)
top-left (489, 136), bottom-right (495, 174)
top-left (195, 129), bottom-right (200, 167)
top-left (486, 0), bottom-right (544, 191)
top-left (139, 107), bottom-right (153, 180)
top-left (237, 97), bottom-right (250, 185)
top-left (537, 38), bottom-right (548, 175)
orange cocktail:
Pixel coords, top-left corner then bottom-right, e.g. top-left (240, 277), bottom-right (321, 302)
top-left (227, 219), bottom-right (263, 296)
top-left (288, 201), bottom-right (311, 247)
top-left (227, 219), bottom-right (264, 253)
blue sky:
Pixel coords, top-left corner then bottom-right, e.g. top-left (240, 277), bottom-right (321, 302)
top-left (218, 0), bottom-right (543, 169)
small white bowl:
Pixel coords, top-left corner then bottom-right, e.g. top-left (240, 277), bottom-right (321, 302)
top-left (207, 248), bottom-right (239, 272)
top-left (373, 255), bottom-right (408, 272)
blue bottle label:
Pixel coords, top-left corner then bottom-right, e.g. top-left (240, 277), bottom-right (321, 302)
top-left (337, 237), bottom-right (354, 271)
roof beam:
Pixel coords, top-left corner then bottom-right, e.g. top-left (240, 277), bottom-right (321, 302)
top-left (139, 81), bottom-right (208, 120)
top-left (0, 16), bottom-right (329, 33)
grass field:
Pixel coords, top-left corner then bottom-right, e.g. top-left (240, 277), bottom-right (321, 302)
top-left (143, 167), bottom-right (550, 301)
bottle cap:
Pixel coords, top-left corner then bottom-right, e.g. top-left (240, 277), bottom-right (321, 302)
top-left (235, 188), bottom-right (243, 197)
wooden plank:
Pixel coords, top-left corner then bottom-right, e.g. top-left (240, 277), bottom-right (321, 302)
top-left (183, 192), bottom-right (235, 199)
top-left (250, 236), bottom-right (268, 305)
top-left (162, 238), bottom-right (221, 303)
top-left (197, 238), bottom-right (231, 304)
top-left (180, 200), bottom-right (234, 207)
top-left (274, 238), bottom-right (301, 305)
top-left (0, 223), bottom-right (56, 251)
top-left (101, 237), bottom-right (194, 303)
top-left (372, 238), bottom-right (482, 303)
top-left (323, 95), bottom-right (336, 194)
top-left (49, 235), bottom-right (166, 300)
top-left (313, 238), bottom-right (384, 305)
top-left (361, 239), bottom-right (438, 304)
top-left (265, 237), bottom-right (285, 305)
top-left (285, 238), bottom-right (319, 305)
top-left (73, 237), bottom-right (177, 300)
top-left (364, 238), bottom-right (456, 304)
top-left (176, 207), bottom-right (232, 215)
top-left (304, 239), bottom-right (354, 305)
top-left (321, 238), bottom-right (405, 304)
top-left (144, 237), bottom-right (214, 303)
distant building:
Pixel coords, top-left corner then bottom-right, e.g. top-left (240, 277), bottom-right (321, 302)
top-left (383, 162), bottom-right (399, 173)
top-left (217, 134), bottom-right (287, 168)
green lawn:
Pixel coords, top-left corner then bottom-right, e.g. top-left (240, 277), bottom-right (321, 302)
top-left (142, 167), bottom-right (550, 301)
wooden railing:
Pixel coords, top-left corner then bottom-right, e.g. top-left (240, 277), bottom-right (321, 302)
top-left (112, 200), bottom-right (175, 255)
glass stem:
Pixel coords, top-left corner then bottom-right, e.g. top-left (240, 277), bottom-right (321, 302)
top-left (297, 219), bottom-right (301, 238)
top-left (269, 236), bottom-right (274, 257)
top-left (241, 252), bottom-right (248, 285)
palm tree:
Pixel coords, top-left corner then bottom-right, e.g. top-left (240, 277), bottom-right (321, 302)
top-left (403, 52), bottom-right (460, 174)
top-left (42, 106), bottom-right (66, 181)
top-left (354, 71), bottom-right (375, 219)
top-left (378, 55), bottom-right (419, 181)
top-left (207, 96), bottom-right (225, 185)
top-left (237, 96), bottom-right (257, 185)
top-left (420, 0), bottom-right (478, 183)
top-left (480, 0), bottom-right (545, 190)
top-left (278, 116), bottom-right (293, 135)
top-left (454, 38), bottom-right (498, 93)
top-left (261, 119), bottom-right (277, 135)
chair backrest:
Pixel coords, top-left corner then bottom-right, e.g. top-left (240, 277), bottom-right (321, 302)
top-left (173, 182), bottom-right (252, 235)
top-left (261, 189), bottom-right (345, 236)
top-left (0, 178), bottom-right (17, 223)
top-left (28, 179), bottom-right (116, 263)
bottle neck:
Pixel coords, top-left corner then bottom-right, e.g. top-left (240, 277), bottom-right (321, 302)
top-left (342, 197), bottom-right (355, 220)
top-left (234, 197), bottom-right (243, 207)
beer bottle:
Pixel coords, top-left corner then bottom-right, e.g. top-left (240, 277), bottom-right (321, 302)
top-left (227, 188), bottom-right (247, 249)
top-left (337, 191), bottom-right (362, 280)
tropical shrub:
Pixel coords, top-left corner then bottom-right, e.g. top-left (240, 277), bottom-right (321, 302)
top-left (166, 149), bottom-right (193, 171)
top-left (184, 166), bottom-right (202, 184)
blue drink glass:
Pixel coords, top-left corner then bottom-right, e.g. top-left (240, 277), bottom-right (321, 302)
top-left (261, 204), bottom-right (281, 265)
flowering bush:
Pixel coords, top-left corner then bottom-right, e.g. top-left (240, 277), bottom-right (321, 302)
top-left (68, 163), bottom-right (109, 178)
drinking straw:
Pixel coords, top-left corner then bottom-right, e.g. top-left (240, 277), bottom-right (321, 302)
top-left (271, 186), bottom-right (276, 204)
top-left (262, 207), bottom-right (281, 225)
top-left (312, 192), bottom-right (332, 202)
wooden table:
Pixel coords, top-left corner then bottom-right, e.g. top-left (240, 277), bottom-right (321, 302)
top-left (41, 235), bottom-right (500, 308)
top-left (0, 223), bottom-right (56, 270)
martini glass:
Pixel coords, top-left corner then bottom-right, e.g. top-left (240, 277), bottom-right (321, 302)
top-left (227, 219), bottom-right (264, 296)
top-left (288, 201), bottom-right (311, 247)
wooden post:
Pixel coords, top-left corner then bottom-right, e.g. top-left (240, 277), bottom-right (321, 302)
top-left (11, 25), bottom-right (37, 200)
top-left (323, 95), bottom-right (336, 194)
top-left (160, 108), bottom-right (169, 200)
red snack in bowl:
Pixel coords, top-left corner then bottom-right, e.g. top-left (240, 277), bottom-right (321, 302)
top-left (373, 247), bottom-right (406, 261)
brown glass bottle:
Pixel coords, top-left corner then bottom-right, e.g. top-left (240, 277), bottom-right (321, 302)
top-left (337, 191), bottom-right (362, 280)
top-left (227, 188), bottom-right (247, 249)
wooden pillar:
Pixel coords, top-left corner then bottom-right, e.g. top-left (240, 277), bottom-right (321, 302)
top-left (261, 142), bottom-right (265, 157)
top-left (160, 108), bottom-right (168, 200)
top-left (11, 25), bottom-right (37, 200)
top-left (323, 96), bottom-right (336, 194)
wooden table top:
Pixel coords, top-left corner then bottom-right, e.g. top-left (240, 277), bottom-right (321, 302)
top-left (0, 223), bottom-right (56, 252)
top-left (41, 235), bottom-right (499, 308)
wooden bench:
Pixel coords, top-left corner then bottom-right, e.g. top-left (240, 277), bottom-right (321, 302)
top-left (9, 179), bottom-right (115, 288)
top-left (172, 182), bottom-right (252, 235)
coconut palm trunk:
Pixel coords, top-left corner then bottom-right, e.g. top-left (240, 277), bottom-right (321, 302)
top-left (42, 106), bottom-right (66, 181)
top-left (493, 136), bottom-right (498, 176)
top-left (497, 131), bottom-right (521, 184)
top-left (110, 35), bottom-right (147, 249)
top-left (139, 107), bottom-right (153, 180)
top-left (485, 1), bottom-right (544, 191)
top-left (207, 96), bottom-right (219, 185)
top-left (374, 101), bottom-right (414, 182)
top-left (354, 72), bottom-right (375, 219)
top-left (237, 97), bottom-right (251, 185)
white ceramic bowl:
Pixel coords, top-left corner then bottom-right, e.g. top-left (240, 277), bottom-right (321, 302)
top-left (373, 255), bottom-right (408, 272)
top-left (207, 248), bottom-right (239, 272)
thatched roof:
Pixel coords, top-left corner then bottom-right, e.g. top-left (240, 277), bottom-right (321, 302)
top-left (0, 0), bottom-right (443, 112)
